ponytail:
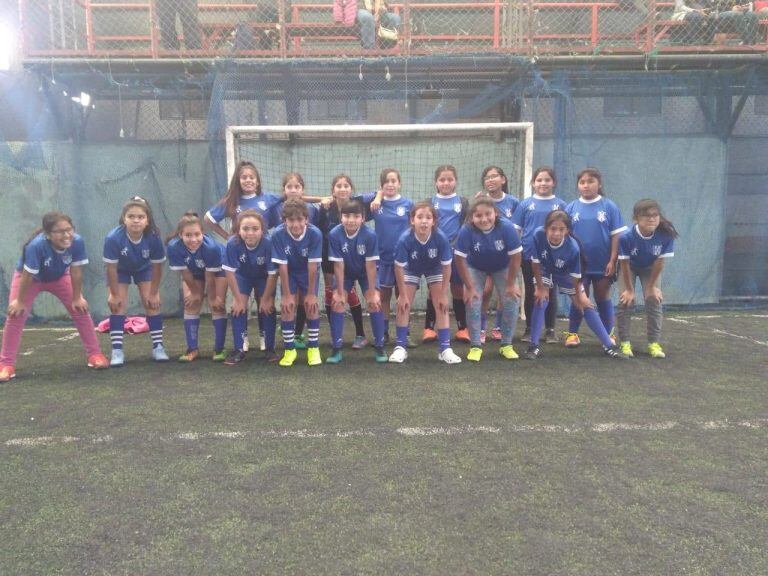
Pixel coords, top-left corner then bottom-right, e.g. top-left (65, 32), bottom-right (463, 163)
top-left (21, 212), bottom-right (74, 267)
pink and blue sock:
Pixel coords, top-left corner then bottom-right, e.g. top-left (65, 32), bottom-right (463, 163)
top-left (147, 314), bottom-right (163, 349)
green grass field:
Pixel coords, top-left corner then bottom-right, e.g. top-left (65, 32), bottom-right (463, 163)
top-left (2, 311), bottom-right (767, 575)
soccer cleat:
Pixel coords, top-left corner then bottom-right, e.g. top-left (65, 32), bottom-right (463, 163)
top-left (279, 349), bottom-right (297, 367)
top-left (326, 350), bottom-right (343, 364)
top-left (564, 332), bottom-right (581, 348)
top-left (212, 350), bottom-right (227, 362)
top-left (307, 347), bottom-right (323, 366)
top-left (491, 327), bottom-right (502, 342)
top-left (422, 328), bottom-right (438, 343)
top-left (438, 348), bottom-right (462, 364)
top-left (524, 345), bottom-right (541, 360)
top-left (388, 346), bottom-right (408, 363)
top-left (604, 346), bottom-right (630, 360)
top-left (0, 365), bottom-right (16, 383)
top-left (224, 350), bottom-right (246, 365)
top-left (87, 353), bottom-right (109, 370)
top-left (152, 345), bottom-right (170, 362)
top-left (619, 341), bottom-right (634, 358)
top-left (480, 330), bottom-right (487, 345)
top-left (178, 349), bottom-right (199, 363)
top-left (647, 342), bottom-right (666, 359)
top-left (352, 335), bottom-right (368, 350)
top-left (455, 328), bottom-right (470, 343)
top-left (241, 335), bottom-right (249, 352)
top-left (293, 334), bottom-right (307, 350)
top-left (110, 349), bottom-right (125, 367)
top-left (520, 328), bottom-right (531, 343)
top-left (259, 335), bottom-right (266, 352)
top-left (499, 345), bottom-right (519, 360)
top-left (467, 347), bottom-right (483, 362)
top-left (545, 329), bottom-right (559, 344)
top-left (264, 350), bottom-right (279, 363)
top-left (374, 348), bottom-right (388, 363)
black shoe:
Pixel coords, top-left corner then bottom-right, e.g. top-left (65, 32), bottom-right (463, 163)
top-left (224, 350), bottom-right (246, 365)
top-left (525, 345), bottom-right (541, 360)
top-left (263, 349), bottom-right (279, 363)
top-left (382, 332), bottom-right (390, 345)
top-left (603, 346), bottom-right (630, 360)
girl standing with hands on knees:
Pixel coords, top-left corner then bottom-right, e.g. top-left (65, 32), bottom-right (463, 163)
top-left (617, 199), bottom-right (677, 358)
top-left (103, 196), bottom-right (168, 366)
top-left (0, 212), bottom-right (108, 382)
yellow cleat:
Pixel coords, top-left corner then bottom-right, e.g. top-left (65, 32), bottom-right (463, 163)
top-left (564, 332), bottom-right (581, 348)
top-left (619, 341), bottom-right (634, 358)
top-left (499, 344), bottom-right (519, 360)
top-left (467, 347), bottom-right (483, 362)
top-left (307, 347), bottom-right (323, 366)
top-left (647, 342), bottom-right (666, 359)
top-left (279, 348), bottom-right (297, 367)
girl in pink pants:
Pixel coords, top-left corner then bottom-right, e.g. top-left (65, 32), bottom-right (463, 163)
top-left (0, 212), bottom-right (108, 382)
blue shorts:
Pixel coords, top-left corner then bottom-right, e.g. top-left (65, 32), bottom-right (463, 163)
top-left (344, 273), bottom-right (374, 293)
top-left (450, 260), bottom-right (464, 287)
top-left (235, 273), bottom-right (268, 298)
top-left (117, 268), bottom-right (153, 285)
top-left (191, 270), bottom-right (226, 282)
top-left (536, 273), bottom-right (579, 295)
top-left (403, 265), bottom-right (443, 286)
top-left (378, 262), bottom-right (396, 288)
top-left (285, 272), bottom-right (320, 296)
top-left (581, 272), bottom-right (615, 288)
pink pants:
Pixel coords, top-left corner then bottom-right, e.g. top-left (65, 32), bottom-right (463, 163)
top-left (0, 271), bottom-right (102, 367)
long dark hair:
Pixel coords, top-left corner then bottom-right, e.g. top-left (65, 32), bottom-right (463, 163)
top-left (21, 211), bottom-right (73, 266)
top-left (231, 209), bottom-right (266, 244)
top-left (466, 198), bottom-right (500, 228)
top-left (220, 161), bottom-right (262, 220)
top-left (166, 211), bottom-right (203, 244)
top-left (120, 196), bottom-right (160, 236)
top-left (576, 167), bottom-right (604, 196)
top-left (633, 199), bottom-right (679, 239)
top-left (530, 166), bottom-right (557, 193)
top-left (544, 209), bottom-right (588, 272)
top-left (481, 165), bottom-right (509, 194)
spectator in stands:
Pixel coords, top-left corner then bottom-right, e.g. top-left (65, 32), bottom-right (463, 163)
top-left (712, 0), bottom-right (760, 44)
top-left (673, 0), bottom-right (716, 44)
top-left (157, 0), bottom-right (202, 50)
top-left (673, 0), bottom-right (759, 44)
top-left (358, 0), bottom-right (401, 49)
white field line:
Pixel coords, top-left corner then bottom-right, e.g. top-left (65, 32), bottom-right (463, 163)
top-left (668, 317), bottom-right (768, 347)
top-left (17, 330), bottom-right (80, 356)
top-left (5, 419), bottom-right (768, 448)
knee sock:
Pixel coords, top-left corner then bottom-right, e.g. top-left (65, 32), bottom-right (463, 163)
top-left (109, 314), bottom-right (125, 350)
top-left (370, 311), bottom-right (385, 348)
top-left (597, 299), bottom-right (614, 335)
top-left (584, 307), bottom-right (614, 348)
top-left (568, 303), bottom-right (583, 333)
top-left (425, 298), bottom-right (436, 330)
top-left (147, 314), bottom-right (163, 348)
top-left (183, 314), bottom-right (200, 350)
top-left (330, 311), bottom-right (345, 351)
top-left (494, 308), bottom-right (502, 331)
top-left (231, 313), bottom-right (248, 351)
top-left (262, 312), bottom-right (277, 351)
top-left (481, 313), bottom-right (487, 332)
top-left (281, 320), bottom-right (296, 350)
top-left (454, 298), bottom-right (467, 330)
top-left (530, 302), bottom-right (547, 346)
top-left (212, 315), bottom-right (227, 352)
top-left (438, 327), bottom-right (451, 353)
top-left (396, 325), bottom-right (408, 348)
top-left (307, 317), bottom-right (320, 348)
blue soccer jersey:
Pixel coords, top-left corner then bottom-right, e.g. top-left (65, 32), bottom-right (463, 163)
top-left (618, 225), bottom-right (675, 269)
top-left (17, 233), bottom-right (89, 283)
top-left (270, 223), bottom-right (323, 274)
top-left (328, 224), bottom-right (379, 283)
top-left (364, 193), bottom-right (414, 264)
top-left (531, 226), bottom-right (582, 280)
top-left (167, 235), bottom-right (223, 277)
top-left (205, 192), bottom-right (283, 226)
top-left (512, 194), bottom-right (567, 260)
top-left (565, 196), bottom-right (627, 275)
top-left (431, 193), bottom-right (466, 242)
top-left (103, 226), bottom-right (166, 272)
top-left (223, 235), bottom-right (276, 280)
top-left (394, 228), bottom-right (453, 276)
top-left (492, 193), bottom-right (520, 224)
top-left (454, 220), bottom-right (522, 274)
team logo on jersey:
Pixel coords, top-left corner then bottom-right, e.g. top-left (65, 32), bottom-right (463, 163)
top-left (239, 254), bottom-right (247, 263)
top-left (428, 248), bottom-right (437, 259)
top-left (494, 240), bottom-right (504, 251)
top-left (342, 242), bottom-right (349, 254)
top-left (256, 256), bottom-right (265, 265)
top-left (43, 256), bottom-right (53, 267)
top-left (258, 201), bottom-right (267, 211)
top-left (572, 212), bottom-right (580, 223)
top-left (62, 254), bottom-right (72, 266)
top-left (652, 245), bottom-right (662, 256)
top-left (411, 250), bottom-right (419, 260)
top-left (528, 203), bottom-right (536, 211)
top-left (597, 210), bottom-right (607, 222)
top-left (142, 249), bottom-right (150, 259)
top-left (631, 247), bottom-right (639, 256)
top-left (184, 256), bottom-right (191, 265)
top-left (396, 206), bottom-right (406, 217)
top-left (195, 259), bottom-right (205, 269)
top-left (555, 258), bottom-right (565, 269)
top-left (284, 246), bottom-right (292, 255)
top-left (474, 242), bottom-right (482, 252)
top-left (121, 247), bottom-right (129, 256)
top-left (552, 204), bottom-right (560, 210)
top-left (505, 209), bottom-right (512, 217)
top-left (541, 249), bottom-right (548, 259)
top-left (301, 248), bottom-right (308, 257)
top-left (454, 203), bottom-right (462, 213)
top-left (357, 244), bottom-right (366, 256)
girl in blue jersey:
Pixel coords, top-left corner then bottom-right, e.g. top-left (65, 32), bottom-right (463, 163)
top-left (563, 168), bottom-right (627, 349)
top-left (478, 165), bottom-right (520, 343)
top-left (103, 196), bottom-right (168, 366)
top-left (513, 166), bottom-right (566, 344)
top-left (390, 202), bottom-right (462, 364)
top-left (318, 174), bottom-right (368, 349)
top-left (0, 212), bottom-right (108, 383)
top-left (365, 168), bottom-right (414, 345)
top-left (166, 212), bottom-right (228, 362)
top-left (271, 199), bottom-right (324, 367)
top-left (422, 165), bottom-right (470, 345)
top-left (455, 198), bottom-right (523, 362)
top-left (222, 210), bottom-right (278, 365)
top-left (526, 210), bottom-right (628, 360)
top-left (617, 199), bottom-right (678, 359)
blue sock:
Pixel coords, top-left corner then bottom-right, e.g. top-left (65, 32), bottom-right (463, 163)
top-left (231, 313), bottom-right (247, 351)
top-left (281, 320), bottom-right (296, 350)
top-left (481, 314), bottom-right (487, 331)
top-left (494, 309), bottom-right (503, 330)
top-left (438, 328), bottom-right (451, 352)
top-left (384, 319), bottom-right (390, 336)
top-left (584, 307), bottom-right (613, 348)
top-left (147, 314), bottom-right (163, 348)
top-left (396, 325), bottom-right (408, 347)
top-left (568, 303), bottom-right (583, 333)
top-left (370, 311), bottom-right (385, 348)
top-left (262, 312), bottom-right (277, 351)
top-left (307, 317), bottom-right (320, 348)
top-left (212, 316), bottom-right (227, 352)
top-left (330, 311), bottom-right (345, 350)
top-left (530, 302), bottom-right (547, 346)
top-left (597, 300), bottom-right (614, 335)
top-left (183, 315), bottom-right (200, 350)
top-left (109, 314), bottom-right (125, 350)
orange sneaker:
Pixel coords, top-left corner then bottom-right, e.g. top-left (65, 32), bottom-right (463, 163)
top-left (454, 328), bottom-right (470, 343)
top-left (0, 364), bottom-right (16, 382)
top-left (422, 328), bottom-right (438, 343)
top-left (87, 354), bottom-right (110, 370)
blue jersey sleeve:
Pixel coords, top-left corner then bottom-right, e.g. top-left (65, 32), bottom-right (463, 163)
top-left (453, 225), bottom-right (471, 258)
top-left (167, 240), bottom-right (187, 270)
top-left (365, 229), bottom-right (380, 260)
top-left (437, 231), bottom-right (453, 264)
top-left (607, 200), bottom-right (627, 236)
top-left (206, 202), bottom-right (227, 225)
top-left (511, 200), bottom-right (526, 231)
top-left (223, 240), bottom-right (240, 272)
top-left (328, 228), bottom-right (344, 262)
top-left (661, 236), bottom-right (675, 258)
top-left (568, 239), bottom-right (582, 277)
top-left (502, 222), bottom-right (523, 254)
top-left (22, 239), bottom-right (42, 275)
top-left (271, 232), bottom-right (287, 265)
top-left (103, 230), bottom-right (121, 263)
top-left (530, 227), bottom-right (545, 263)
top-left (70, 236), bottom-right (88, 266)
top-left (148, 234), bottom-right (166, 263)
top-left (308, 227), bottom-right (323, 262)
top-left (203, 241), bottom-right (223, 271)
top-left (394, 233), bottom-right (410, 266)
top-left (618, 231), bottom-right (631, 260)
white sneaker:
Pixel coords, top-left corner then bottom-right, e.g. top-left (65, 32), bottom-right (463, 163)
top-left (110, 348), bottom-right (125, 367)
top-left (388, 346), bottom-right (408, 363)
top-left (438, 348), bottom-right (462, 364)
top-left (259, 334), bottom-right (266, 352)
top-left (152, 345), bottom-right (170, 362)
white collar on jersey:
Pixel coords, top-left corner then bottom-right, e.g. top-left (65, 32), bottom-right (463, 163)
top-left (578, 196), bottom-right (602, 204)
top-left (547, 237), bottom-right (566, 250)
top-left (344, 228), bottom-right (361, 240)
top-left (491, 193), bottom-right (507, 202)
top-left (481, 225), bottom-right (497, 235)
top-left (415, 231), bottom-right (432, 245)
top-left (436, 193), bottom-right (457, 200)
top-left (382, 194), bottom-right (402, 202)
top-left (241, 193), bottom-right (257, 200)
top-left (245, 239), bottom-right (262, 251)
top-left (288, 227), bottom-right (308, 242)
top-left (532, 193), bottom-right (555, 200)
top-left (634, 224), bottom-right (656, 240)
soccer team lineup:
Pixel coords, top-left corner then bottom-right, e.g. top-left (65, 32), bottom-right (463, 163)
top-left (0, 160), bottom-right (679, 383)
